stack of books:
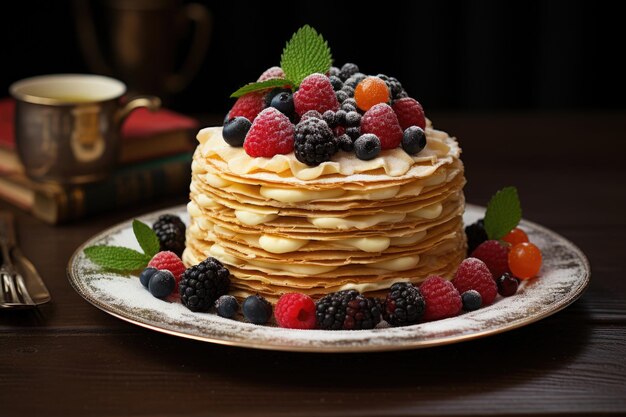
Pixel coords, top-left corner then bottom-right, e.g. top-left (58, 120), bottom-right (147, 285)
top-left (0, 98), bottom-right (197, 224)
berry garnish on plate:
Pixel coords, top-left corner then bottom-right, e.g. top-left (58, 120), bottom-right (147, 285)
top-left (315, 290), bottom-right (381, 330)
top-left (148, 250), bottom-right (186, 287)
top-left (497, 273), bottom-right (519, 297)
top-left (275, 293), bottom-right (317, 329)
top-left (139, 267), bottom-right (158, 288)
top-left (420, 276), bottom-right (462, 321)
top-left (215, 295), bottom-right (240, 318)
top-left (471, 240), bottom-right (511, 279)
top-left (509, 242), bottom-right (542, 280)
top-left (383, 282), bottom-right (425, 327)
top-left (152, 214), bottom-right (186, 257)
top-left (242, 295), bottom-right (273, 325)
top-left (179, 257), bottom-right (231, 312)
top-left (148, 270), bottom-right (176, 299)
top-left (502, 227), bottom-right (529, 246)
top-left (461, 290), bottom-right (482, 312)
top-left (465, 219), bottom-right (488, 255)
top-left (452, 258), bottom-right (498, 306)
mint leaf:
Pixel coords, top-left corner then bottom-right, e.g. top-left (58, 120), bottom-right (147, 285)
top-left (132, 219), bottom-right (160, 258)
top-left (230, 78), bottom-right (292, 98)
top-left (84, 245), bottom-right (150, 272)
top-left (484, 187), bottom-right (522, 240)
top-left (280, 25), bottom-right (332, 87)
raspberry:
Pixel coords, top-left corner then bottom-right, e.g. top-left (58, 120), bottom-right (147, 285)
top-left (243, 108), bottom-right (295, 157)
top-left (451, 258), bottom-right (498, 306)
top-left (294, 117), bottom-right (338, 166)
top-left (228, 91), bottom-right (267, 122)
top-left (360, 103), bottom-right (403, 150)
top-left (275, 293), bottom-right (317, 329)
top-left (509, 242), bottom-right (542, 280)
top-left (293, 73), bottom-right (339, 116)
top-left (148, 251), bottom-right (186, 288)
top-left (257, 66), bottom-right (285, 81)
top-left (471, 240), bottom-right (511, 278)
top-left (392, 98), bottom-right (426, 130)
top-left (419, 276), bottom-right (462, 321)
top-left (354, 76), bottom-right (390, 111)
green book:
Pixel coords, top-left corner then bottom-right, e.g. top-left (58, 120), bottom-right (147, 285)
top-left (0, 152), bottom-right (191, 224)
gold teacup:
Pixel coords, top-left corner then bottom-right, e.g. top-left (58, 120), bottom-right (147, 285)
top-left (9, 74), bottom-right (161, 184)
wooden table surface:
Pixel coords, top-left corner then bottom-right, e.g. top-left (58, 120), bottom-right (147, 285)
top-left (1, 112), bottom-right (625, 416)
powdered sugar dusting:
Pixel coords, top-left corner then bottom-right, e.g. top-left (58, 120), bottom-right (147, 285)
top-left (68, 204), bottom-right (589, 352)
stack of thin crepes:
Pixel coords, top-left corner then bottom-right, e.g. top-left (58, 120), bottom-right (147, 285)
top-left (183, 121), bottom-right (466, 302)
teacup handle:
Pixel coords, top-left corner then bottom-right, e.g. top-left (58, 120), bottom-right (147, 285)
top-left (165, 3), bottom-right (212, 93)
top-left (116, 96), bottom-right (162, 126)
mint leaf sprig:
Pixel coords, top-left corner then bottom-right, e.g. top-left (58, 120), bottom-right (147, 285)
top-left (84, 219), bottom-right (160, 273)
top-left (484, 187), bottom-right (522, 240)
top-left (230, 25), bottom-right (332, 98)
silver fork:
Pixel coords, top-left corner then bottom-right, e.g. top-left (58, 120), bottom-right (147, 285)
top-left (0, 227), bottom-right (36, 308)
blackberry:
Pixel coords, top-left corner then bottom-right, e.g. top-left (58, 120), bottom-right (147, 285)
top-left (294, 118), bottom-right (338, 166)
top-left (179, 257), bottom-right (230, 312)
top-left (339, 63), bottom-right (359, 81)
top-left (316, 290), bottom-right (381, 330)
top-left (465, 219), bottom-right (487, 255)
top-left (377, 74), bottom-right (407, 100)
top-left (383, 282), bottom-right (425, 326)
top-left (343, 73), bottom-right (367, 89)
top-left (337, 134), bottom-right (353, 152)
top-left (329, 75), bottom-right (343, 91)
top-left (152, 214), bottom-right (186, 257)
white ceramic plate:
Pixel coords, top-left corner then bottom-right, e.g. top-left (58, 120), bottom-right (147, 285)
top-left (67, 204), bottom-right (589, 352)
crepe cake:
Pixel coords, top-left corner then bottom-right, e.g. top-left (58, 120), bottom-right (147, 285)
top-left (183, 117), bottom-right (466, 302)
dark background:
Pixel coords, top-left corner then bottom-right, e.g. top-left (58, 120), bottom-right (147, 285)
top-left (1, 0), bottom-right (624, 115)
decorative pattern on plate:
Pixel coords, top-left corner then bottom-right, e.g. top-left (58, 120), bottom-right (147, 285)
top-left (67, 204), bottom-right (589, 352)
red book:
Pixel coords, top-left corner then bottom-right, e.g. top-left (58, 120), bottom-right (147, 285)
top-left (0, 97), bottom-right (198, 166)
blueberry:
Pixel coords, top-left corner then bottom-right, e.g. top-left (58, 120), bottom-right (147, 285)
top-left (222, 117), bottom-right (251, 147)
top-left (342, 98), bottom-right (357, 109)
top-left (461, 290), bottom-right (482, 311)
top-left (345, 111), bottom-right (361, 127)
top-left (354, 134), bottom-right (381, 160)
top-left (215, 295), bottom-right (239, 318)
top-left (329, 75), bottom-right (343, 91)
top-left (148, 270), bottom-right (175, 299)
top-left (345, 126), bottom-right (361, 140)
top-left (341, 85), bottom-right (355, 97)
top-left (270, 91), bottom-right (295, 117)
top-left (497, 273), bottom-right (519, 297)
top-left (339, 63), bottom-right (359, 81)
top-left (139, 267), bottom-right (158, 288)
top-left (337, 134), bottom-right (353, 152)
top-left (335, 109), bottom-right (347, 125)
top-left (264, 87), bottom-right (290, 107)
top-left (242, 295), bottom-right (273, 324)
top-left (335, 90), bottom-right (349, 103)
top-left (401, 126), bottom-right (427, 155)
top-left (322, 110), bottom-right (336, 128)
